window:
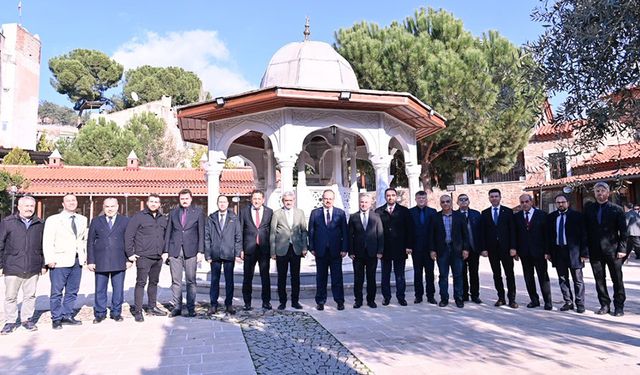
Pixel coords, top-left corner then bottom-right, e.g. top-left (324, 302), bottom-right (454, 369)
top-left (549, 152), bottom-right (567, 179)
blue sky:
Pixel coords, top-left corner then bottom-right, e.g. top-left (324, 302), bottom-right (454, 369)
top-left (1, 0), bottom-right (549, 107)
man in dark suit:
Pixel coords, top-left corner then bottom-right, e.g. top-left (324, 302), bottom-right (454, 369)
top-left (514, 194), bottom-right (552, 310)
top-left (480, 188), bottom-right (518, 308)
top-left (239, 190), bottom-right (273, 310)
top-left (456, 194), bottom-right (483, 304)
top-left (205, 195), bottom-right (242, 315)
top-left (548, 194), bottom-right (588, 313)
top-left (164, 189), bottom-right (205, 317)
top-left (430, 195), bottom-right (469, 308)
top-left (308, 189), bottom-right (348, 311)
top-left (348, 194), bottom-right (384, 309)
top-left (376, 188), bottom-right (413, 306)
top-left (583, 181), bottom-right (628, 316)
top-left (87, 197), bottom-right (130, 323)
top-left (409, 191), bottom-right (437, 304)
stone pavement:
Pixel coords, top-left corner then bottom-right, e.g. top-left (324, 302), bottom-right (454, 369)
top-left (1, 257), bottom-right (639, 374)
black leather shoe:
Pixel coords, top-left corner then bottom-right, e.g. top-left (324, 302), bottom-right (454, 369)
top-left (595, 306), bottom-right (610, 315)
top-left (316, 304), bottom-right (324, 311)
top-left (494, 299), bottom-right (506, 307)
top-left (414, 298), bottom-right (423, 304)
top-left (613, 308), bottom-right (624, 317)
top-left (527, 301), bottom-right (541, 308)
top-left (1, 323), bottom-right (17, 335)
top-left (382, 299), bottom-right (390, 306)
top-left (187, 310), bottom-right (196, 317)
top-left (438, 300), bottom-right (448, 307)
top-left (226, 305), bottom-right (236, 315)
top-left (508, 302), bottom-right (519, 309)
top-left (560, 303), bottom-right (574, 311)
top-left (455, 300), bottom-right (464, 308)
top-left (292, 302), bottom-right (303, 310)
top-left (367, 301), bottom-right (377, 308)
top-left (262, 303), bottom-right (272, 310)
top-left (576, 306), bottom-right (585, 314)
top-left (134, 312), bottom-right (144, 322)
top-left (462, 296), bottom-right (470, 302)
top-left (243, 304), bottom-right (252, 311)
top-left (427, 297), bottom-right (437, 305)
top-left (353, 302), bottom-right (362, 309)
top-left (93, 316), bottom-right (106, 324)
top-left (207, 306), bottom-right (218, 315)
top-left (61, 316), bottom-right (82, 325)
top-left (398, 299), bottom-right (408, 306)
top-left (22, 321), bottom-right (37, 331)
top-left (277, 304), bottom-right (286, 310)
top-left (52, 320), bottom-right (63, 330)
top-left (544, 303), bottom-right (553, 311)
top-left (337, 303), bottom-right (345, 311)
top-left (111, 315), bottom-right (124, 322)
top-left (169, 308), bottom-right (182, 317)
top-left (147, 307), bottom-right (167, 316)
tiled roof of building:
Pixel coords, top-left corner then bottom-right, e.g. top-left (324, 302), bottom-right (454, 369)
top-left (0, 165), bottom-right (255, 196)
top-left (532, 121), bottom-right (574, 140)
top-left (525, 165), bottom-right (640, 189)
top-left (577, 142), bottom-right (640, 167)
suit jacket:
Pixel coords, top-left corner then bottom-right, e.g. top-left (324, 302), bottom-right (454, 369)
top-left (87, 214), bottom-right (129, 273)
top-left (239, 205), bottom-right (273, 256)
top-left (164, 205), bottom-right (205, 258)
top-left (348, 210), bottom-right (384, 258)
top-left (409, 206), bottom-right (437, 255)
top-left (457, 209), bottom-right (482, 253)
top-left (375, 203), bottom-right (414, 260)
top-left (43, 211), bottom-right (88, 267)
top-left (430, 211), bottom-right (469, 256)
top-left (480, 205), bottom-right (516, 256)
top-left (270, 208), bottom-right (308, 257)
top-left (308, 206), bottom-right (348, 258)
top-left (204, 211), bottom-right (242, 261)
top-left (547, 208), bottom-right (588, 269)
top-left (583, 201), bottom-right (628, 259)
top-left (514, 208), bottom-right (549, 259)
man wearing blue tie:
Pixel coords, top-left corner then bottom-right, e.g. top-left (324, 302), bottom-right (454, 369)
top-left (308, 190), bottom-right (348, 311)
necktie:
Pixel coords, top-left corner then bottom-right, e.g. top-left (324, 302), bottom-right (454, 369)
top-left (419, 208), bottom-right (425, 225)
top-left (181, 208), bottom-right (187, 227)
top-left (108, 216), bottom-right (113, 230)
top-left (362, 211), bottom-right (367, 228)
top-left (326, 209), bottom-right (331, 225)
top-left (558, 212), bottom-right (565, 246)
top-left (388, 206), bottom-right (394, 214)
top-left (464, 211), bottom-right (469, 224)
top-left (525, 211), bottom-right (530, 230)
top-left (219, 213), bottom-right (225, 231)
top-left (70, 215), bottom-right (77, 236)
top-left (597, 205), bottom-right (603, 224)
top-left (255, 208), bottom-right (261, 245)
top-left (493, 207), bottom-right (498, 225)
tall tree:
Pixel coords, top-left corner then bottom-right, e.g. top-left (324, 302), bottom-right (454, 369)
top-left (2, 148), bottom-right (34, 165)
top-left (49, 49), bottom-right (123, 104)
top-left (122, 66), bottom-right (202, 107)
top-left (530, 0), bottom-right (640, 152)
top-left (124, 112), bottom-right (184, 167)
top-left (38, 101), bottom-right (78, 125)
top-left (335, 8), bottom-right (544, 188)
top-left (0, 170), bottom-right (27, 215)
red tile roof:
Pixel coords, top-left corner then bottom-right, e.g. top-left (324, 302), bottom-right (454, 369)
top-left (0, 165), bottom-right (255, 196)
top-left (577, 142), bottom-right (640, 167)
top-left (532, 121), bottom-right (575, 140)
top-left (525, 166), bottom-right (640, 189)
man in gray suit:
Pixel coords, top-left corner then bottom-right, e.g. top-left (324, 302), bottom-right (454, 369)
top-left (270, 191), bottom-right (308, 310)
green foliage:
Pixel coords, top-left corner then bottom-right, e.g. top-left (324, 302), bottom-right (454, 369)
top-left (2, 148), bottom-right (34, 165)
top-left (49, 49), bottom-right (123, 103)
top-left (191, 146), bottom-right (207, 168)
top-left (38, 101), bottom-right (78, 125)
top-left (0, 170), bottom-right (27, 215)
top-left (122, 66), bottom-right (202, 107)
top-left (36, 132), bottom-right (55, 152)
top-left (530, 0), bottom-right (640, 152)
top-left (125, 112), bottom-right (184, 167)
top-left (335, 8), bottom-right (544, 188)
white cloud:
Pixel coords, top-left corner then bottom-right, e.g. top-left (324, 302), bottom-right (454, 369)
top-left (112, 30), bottom-right (255, 97)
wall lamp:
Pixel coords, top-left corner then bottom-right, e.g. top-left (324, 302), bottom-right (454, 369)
top-left (339, 91), bottom-right (351, 101)
top-left (215, 97), bottom-right (225, 107)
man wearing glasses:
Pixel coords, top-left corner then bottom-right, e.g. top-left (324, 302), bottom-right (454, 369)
top-left (456, 194), bottom-right (483, 304)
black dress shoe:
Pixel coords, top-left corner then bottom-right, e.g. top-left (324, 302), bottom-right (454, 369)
top-left (508, 302), bottom-right (519, 309)
top-left (111, 315), bottom-right (124, 322)
top-left (471, 297), bottom-right (482, 304)
top-left (560, 303), bottom-right (574, 311)
top-left (169, 308), bottom-right (182, 317)
top-left (544, 303), bottom-right (553, 311)
top-left (367, 301), bottom-right (377, 308)
top-left (93, 316), bottom-right (106, 324)
top-left (613, 308), bottom-right (624, 317)
top-left (382, 299), bottom-right (390, 306)
top-left (1, 323), bottom-right (17, 335)
top-left (22, 321), bottom-right (38, 331)
top-left (277, 304), bottom-right (286, 310)
top-left (427, 297), bottom-right (437, 305)
top-left (243, 304), bottom-right (253, 311)
top-left (595, 306), bottom-right (610, 315)
top-left (353, 302), bottom-right (362, 309)
top-left (147, 307), bottom-right (167, 316)
top-left (455, 300), bottom-right (464, 308)
top-left (61, 316), bottom-right (82, 325)
top-left (414, 298), bottom-right (423, 304)
top-left (337, 303), bottom-right (345, 311)
top-left (438, 300), bottom-right (448, 307)
top-left (292, 302), bottom-right (303, 310)
top-left (226, 305), bottom-right (236, 315)
top-left (187, 310), bottom-right (196, 317)
top-left (262, 303), bottom-right (273, 310)
top-left (576, 306), bottom-right (585, 314)
top-left (316, 304), bottom-right (324, 311)
top-left (52, 320), bottom-right (63, 330)
top-left (462, 296), bottom-right (470, 302)
top-left (398, 299), bottom-right (408, 306)
top-left (494, 299), bottom-right (506, 307)
top-left (134, 312), bottom-right (144, 322)
top-left (207, 306), bottom-right (218, 315)
top-left (527, 301), bottom-right (540, 308)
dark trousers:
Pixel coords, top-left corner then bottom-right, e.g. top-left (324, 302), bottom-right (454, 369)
top-left (242, 252), bottom-right (271, 305)
top-left (381, 258), bottom-right (406, 301)
top-left (276, 245), bottom-right (302, 305)
top-left (521, 256), bottom-right (552, 304)
top-left (168, 249), bottom-right (198, 309)
top-left (591, 253), bottom-right (626, 309)
top-left (436, 245), bottom-right (464, 302)
top-left (627, 236), bottom-right (640, 258)
top-left (315, 254), bottom-right (344, 305)
top-left (49, 257), bottom-right (82, 321)
top-left (412, 252), bottom-right (435, 299)
top-left (463, 252), bottom-right (480, 299)
top-left (210, 260), bottom-right (234, 307)
top-left (134, 256), bottom-right (163, 312)
top-left (94, 270), bottom-right (125, 318)
top-left (488, 251), bottom-right (516, 302)
top-left (353, 255), bottom-right (378, 304)
top-left (556, 264), bottom-right (585, 307)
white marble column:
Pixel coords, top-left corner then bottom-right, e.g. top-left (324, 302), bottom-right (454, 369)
top-left (276, 155), bottom-right (296, 195)
top-left (370, 154), bottom-right (393, 208)
top-left (349, 151), bottom-right (359, 213)
top-left (205, 152), bottom-right (226, 214)
top-left (406, 164), bottom-right (422, 207)
top-left (332, 145), bottom-right (343, 187)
